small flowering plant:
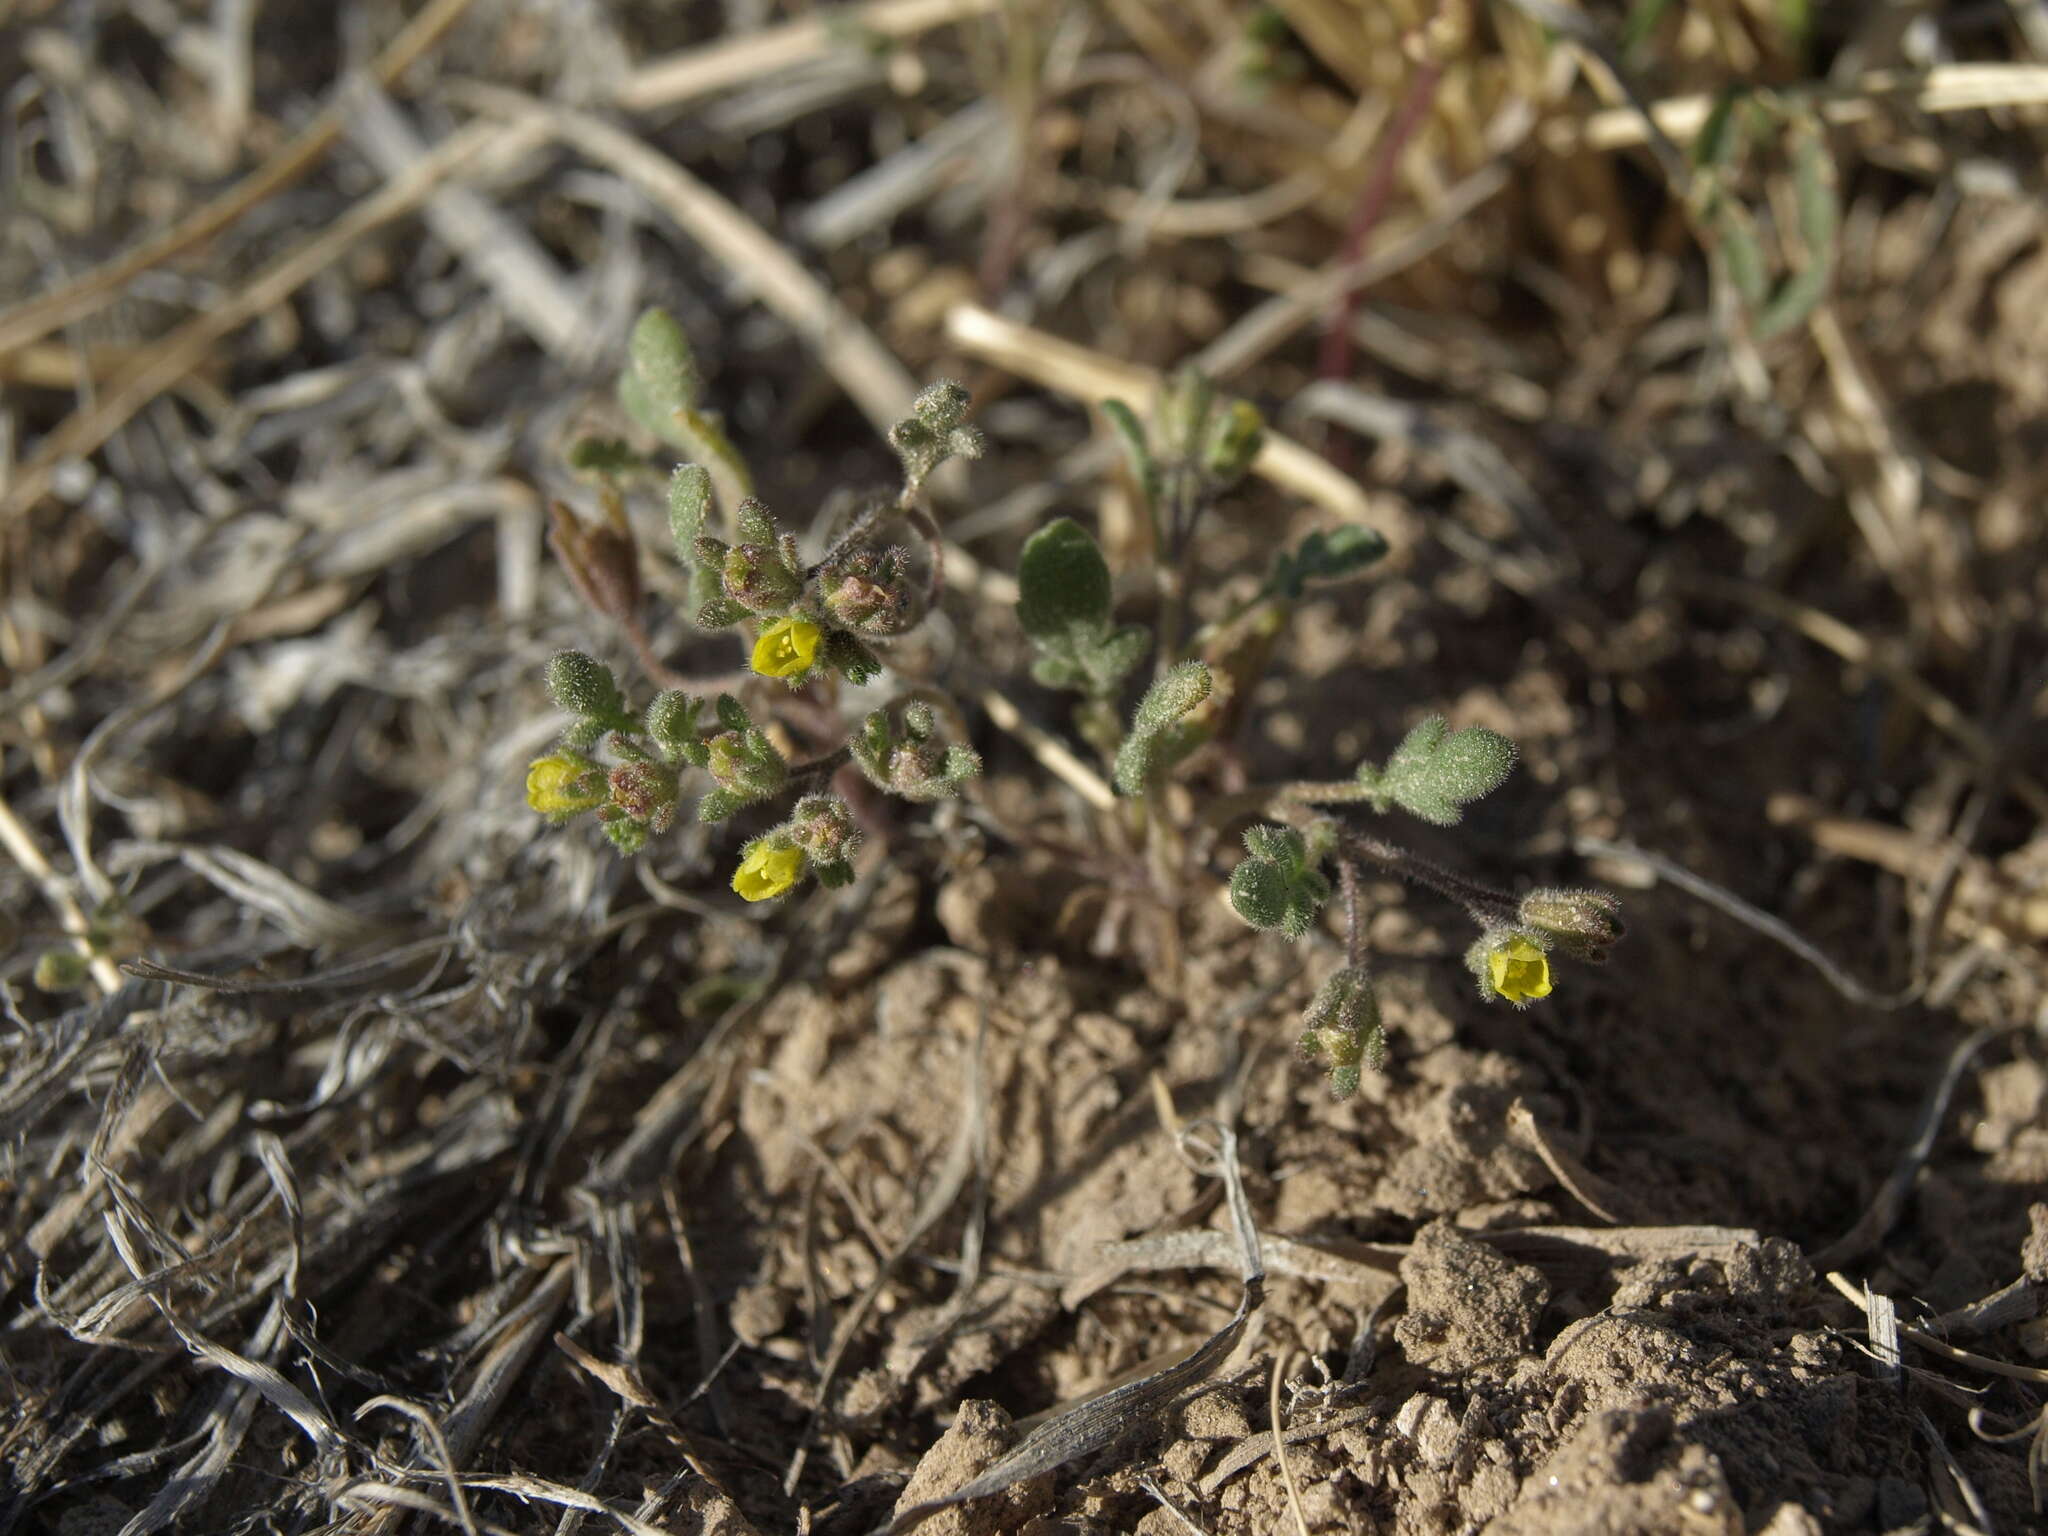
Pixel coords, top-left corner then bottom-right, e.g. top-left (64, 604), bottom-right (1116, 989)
top-left (526, 310), bottom-right (983, 899)
top-left (528, 308), bottom-right (1621, 1090)
top-left (1227, 716), bottom-right (1624, 1094)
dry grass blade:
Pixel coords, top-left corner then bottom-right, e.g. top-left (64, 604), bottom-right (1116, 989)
top-left (944, 303), bottom-right (1379, 528)
top-left (1505, 1100), bottom-right (1635, 1225)
top-left (1268, 1349), bottom-right (1311, 1536)
top-left (1811, 1027), bottom-right (2006, 1268)
top-left (1062, 1226), bottom-right (1401, 1310)
top-left (0, 784), bottom-right (124, 995)
top-left (342, 81), bottom-right (592, 366)
top-left (1198, 1402), bottom-right (1378, 1499)
top-left (458, 84), bottom-right (918, 436)
top-left (614, 0), bottom-right (1002, 113)
top-left (1549, 62), bottom-right (2048, 153)
top-left (0, 0), bottom-right (485, 356)
top-left (887, 1121), bottom-right (1265, 1535)
top-left (1828, 1273), bottom-right (2048, 1386)
top-left (356, 1397), bottom-right (481, 1536)
top-left (1, 121), bottom-right (538, 525)
top-left (1575, 836), bottom-right (1917, 1009)
top-left (1917, 1409), bottom-right (1997, 1536)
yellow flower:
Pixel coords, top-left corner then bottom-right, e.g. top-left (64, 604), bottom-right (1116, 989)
top-left (732, 842), bottom-right (805, 902)
top-left (526, 754), bottom-right (605, 817)
top-left (1488, 936), bottom-right (1553, 1004)
top-left (752, 617), bottom-right (822, 681)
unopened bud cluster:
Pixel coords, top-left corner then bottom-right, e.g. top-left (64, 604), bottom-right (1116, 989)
top-left (1299, 966), bottom-right (1387, 1099)
top-left (853, 702), bottom-right (983, 803)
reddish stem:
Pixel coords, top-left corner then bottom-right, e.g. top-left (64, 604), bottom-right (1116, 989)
top-left (1316, 53), bottom-right (1447, 466)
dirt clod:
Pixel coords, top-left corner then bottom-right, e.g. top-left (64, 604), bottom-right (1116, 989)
top-left (1397, 1218), bottom-right (1551, 1371)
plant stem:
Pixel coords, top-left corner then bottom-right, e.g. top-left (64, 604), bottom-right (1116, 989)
top-left (1339, 856), bottom-right (1364, 969)
top-left (1315, 2), bottom-right (1456, 465)
top-left (1339, 828), bottom-right (1517, 925)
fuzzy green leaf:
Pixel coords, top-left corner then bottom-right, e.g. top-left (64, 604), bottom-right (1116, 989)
top-left (644, 691), bottom-right (703, 761)
top-left (1265, 524), bottom-right (1389, 601)
top-left (1017, 517), bottom-right (1114, 646)
top-left (626, 308), bottom-right (699, 417)
top-left (669, 466), bottom-right (712, 557)
top-left (1099, 398), bottom-right (1160, 507)
top-left (823, 630), bottom-right (883, 685)
top-left (696, 787), bottom-right (747, 823)
top-left (1376, 716), bottom-right (1517, 826)
top-left (1228, 858), bottom-right (1293, 931)
top-left (569, 437), bottom-right (641, 477)
top-left (1112, 661), bottom-right (1211, 796)
top-left (547, 651), bottom-right (627, 721)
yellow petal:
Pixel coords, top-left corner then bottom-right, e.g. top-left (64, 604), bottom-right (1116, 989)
top-left (1489, 937), bottom-right (1552, 1003)
top-left (751, 618), bottom-right (822, 680)
top-left (527, 755), bottom-right (604, 815)
top-left (732, 843), bottom-right (806, 901)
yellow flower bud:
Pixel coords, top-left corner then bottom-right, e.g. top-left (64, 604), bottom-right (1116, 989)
top-left (1488, 936), bottom-right (1553, 1004)
top-left (526, 754), bottom-right (605, 817)
top-left (732, 842), bottom-right (806, 902)
top-left (751, 617), bottom-right (823, 681)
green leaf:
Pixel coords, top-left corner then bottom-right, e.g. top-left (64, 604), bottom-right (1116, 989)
top-left (735, 498), bottom-right (776, 547)
top-left (669, 466), bottom-right (712, 557)
top-left (1718, 212), bottom-right (1770, 308)
top-left (643, 691), bottom-right (704, 761)
top-left (1376, 716), bottom-right (1517, 826)
top-left (1091, 626), bottom-right (1150, 690)
top-left (569, 437), bottom-right (641, 477)
top-left (626, 308), bottom-right (699, 417)
top-left (823, 630), bottom-right (883, 686)
top-left (1692, 86), bottom-right (1749, 172)
top-left (547, 651), bottom-right (627, 721)
top-left (1112, 661), bottom-right (1211, 796)
top-left (696, 787), bottom-right (746, 823)
top-left (1130, 659), bottom-right (1210, 735)
top-left (1099, 398), bottom-right (1160, 508)
top-left (1228, 858), bottom-right (1293, 931)
top-left (1017, 518), bottom-right (1150, 698)
top-left (1620, 0), bottom-right (1676, 56)
top-left (1264, 524), bottom-right (1389, 601)
top-left (1017, 517), bottom-right (1113, 646)
top-left (1242, 823), bottom-right (1307, 866)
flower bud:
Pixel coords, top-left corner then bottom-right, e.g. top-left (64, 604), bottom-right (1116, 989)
top-left (704, 729), bottom-right (787, 801)
top-left (1202, 399), bottom-right (1265, 484)
top-left (546, 651), bottom-right (625, 719)
top-left (1298, 966), bottom-right (1386, 1097)
top-left (818, 545), bottom-right (920, 636)
top-left (1517, 888), bottom-right (1623, 962)
top-left (606, 760), bottom-right (679, 833)
top-left (787, 793), bottom-right (862, 886)
top-left (852, 705), bottom-right (981, 802)
top-left (722, 543), bottom-right (804, 612)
